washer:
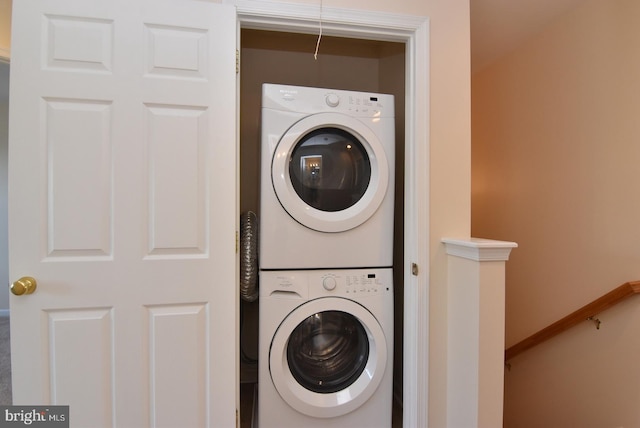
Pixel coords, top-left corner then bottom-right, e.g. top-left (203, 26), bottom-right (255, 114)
top-left (258, 268), bottom-right (393, 428)
top-left (260, 84), bottom-right (395, 269)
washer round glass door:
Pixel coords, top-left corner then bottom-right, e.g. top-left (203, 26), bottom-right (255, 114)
top-left (269, 297), bottom-right (388, 418)
top-left (271, 112), bottom-right (389, 232)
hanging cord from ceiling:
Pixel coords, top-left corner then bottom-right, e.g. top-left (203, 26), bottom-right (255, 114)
top-left (313, 0), bottom-right (323, 60)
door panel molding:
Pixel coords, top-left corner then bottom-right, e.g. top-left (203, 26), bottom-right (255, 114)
top-left (9, 2), bottom-right (238, 426)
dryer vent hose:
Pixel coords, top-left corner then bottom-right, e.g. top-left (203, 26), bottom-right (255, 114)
top-left (240, 211), bottom-right (259, 302)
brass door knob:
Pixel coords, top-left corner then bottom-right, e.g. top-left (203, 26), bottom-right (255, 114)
top-left (10, 276), bottom-right (37, 296)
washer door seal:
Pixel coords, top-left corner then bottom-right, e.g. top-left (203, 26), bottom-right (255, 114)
top-left (269, 297), bottom-right (387, 418)
top-left (286, 310), bottom-right (369, 394)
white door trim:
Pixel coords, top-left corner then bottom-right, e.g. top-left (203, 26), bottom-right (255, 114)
top-left (225, 1), bottom-right (430, 426)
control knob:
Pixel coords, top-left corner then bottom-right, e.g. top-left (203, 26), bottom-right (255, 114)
top-left (325, 93), bottom-right (340, 107)
top-left (322, 276), bottom-right (337, 291)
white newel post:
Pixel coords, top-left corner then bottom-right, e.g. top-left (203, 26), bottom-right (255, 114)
top-left (441, 238), bottom-right (517, 428)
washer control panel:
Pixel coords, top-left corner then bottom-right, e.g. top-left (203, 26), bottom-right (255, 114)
top-left (261, 268), bottom-right (393, 299)
top-left (309, 268), bottom-right (393, 298)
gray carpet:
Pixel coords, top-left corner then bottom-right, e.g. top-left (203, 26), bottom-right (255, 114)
top-left (0, 316), bottom-right (11, 404)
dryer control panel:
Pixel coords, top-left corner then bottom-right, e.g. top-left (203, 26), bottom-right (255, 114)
top-left (262, 83), bottom-right (395, 118)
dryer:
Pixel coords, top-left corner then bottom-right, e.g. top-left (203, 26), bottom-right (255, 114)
top-left (258, 268), bottom-right (393, 428)
top-left (260, 84), bottom-right (395, 270)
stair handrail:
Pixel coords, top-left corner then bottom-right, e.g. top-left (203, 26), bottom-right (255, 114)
top-left (505, 280), bottom-right (640, 362)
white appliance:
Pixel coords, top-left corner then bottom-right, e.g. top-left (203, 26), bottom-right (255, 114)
top-left (260, 84), bottom-right (395, 269)
top-left (258, 268), bottom-right (394, 428)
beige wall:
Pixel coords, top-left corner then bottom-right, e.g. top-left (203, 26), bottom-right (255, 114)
top-left (472, 0), bottom-right (640, 425)
top-left (0, 0), bottom-right (10, 58)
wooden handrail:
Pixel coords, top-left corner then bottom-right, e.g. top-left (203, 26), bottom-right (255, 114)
top-left (505, 280), bottom-right (640, 362)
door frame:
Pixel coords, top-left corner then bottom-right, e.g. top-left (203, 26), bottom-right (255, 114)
top-left (226, 1), bottom-right (430, 426)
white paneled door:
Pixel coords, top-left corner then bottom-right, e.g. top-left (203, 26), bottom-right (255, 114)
top-left (8, 0), bottom-right (237, 426)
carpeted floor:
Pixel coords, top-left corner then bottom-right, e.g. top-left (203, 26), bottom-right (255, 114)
top-left (0, 316), bottom-right (11, 405)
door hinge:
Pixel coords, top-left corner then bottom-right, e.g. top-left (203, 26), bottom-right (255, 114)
top-left (411, 262), bottom-right (419, 276)
top-left (235, 231), bottom-right (239, 253)
top-left (236, 408), bottom-right (239, 428)
top-left (236, 49), bottom-right (239, 74)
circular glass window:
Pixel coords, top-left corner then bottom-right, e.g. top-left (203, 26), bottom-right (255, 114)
top-left (287, 310), bottom-right (369, 394)
top-left (288, 128), bottom-right (371, 212)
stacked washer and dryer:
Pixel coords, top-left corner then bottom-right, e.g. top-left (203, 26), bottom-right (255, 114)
top-left (258, 84), bottom-right (395, 427)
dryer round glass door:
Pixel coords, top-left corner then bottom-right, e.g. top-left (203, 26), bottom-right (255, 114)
top-left (269, 297), bottom-right (388, 418)
top-left (271, 112), bottom-right (389, 232)
top-left (289, 128), bottom-right (371, 213)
